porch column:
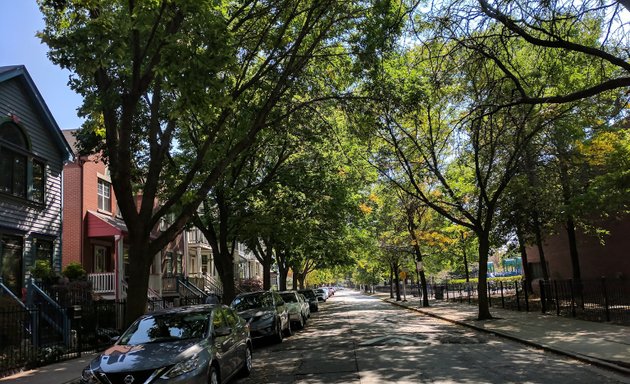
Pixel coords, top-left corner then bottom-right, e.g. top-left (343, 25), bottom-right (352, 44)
top-left (196, 246), bottom-right (202, 275)
top-left (114, 235), bottom-right (124, 301)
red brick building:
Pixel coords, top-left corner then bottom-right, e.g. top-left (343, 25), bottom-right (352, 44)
top-left (61, 130), bottom-right (185, 300)
top-left (525, 215), bottom-right (630, 281)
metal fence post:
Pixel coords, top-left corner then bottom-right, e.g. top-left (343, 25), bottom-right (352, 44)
top-left (540, 280), bottom-right (546, 313)
top-left (515, 281), bottom-right (520, 311)
top-left (488, 282), bottom-right (492, 307)
top-left (500, 281), bottom-right (505, 308)
top-left (523, 280), bottom-right (529, 312)
top-left (569, 279), bottom-right (576, 318)
top-left (602, 277), bottom-right (611, 322)
top-left (554, 280), bottom-right (561, 316)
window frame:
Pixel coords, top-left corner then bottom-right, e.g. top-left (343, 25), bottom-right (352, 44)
top-left (97, 178), bottom-right (112, 212)
top-left (0, 122), bottom-right (47, 204)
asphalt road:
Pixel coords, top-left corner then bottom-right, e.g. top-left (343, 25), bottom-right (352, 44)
top-left (235, 289), bottom-right (630, 384)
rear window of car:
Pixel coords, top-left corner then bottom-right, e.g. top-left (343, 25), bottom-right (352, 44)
top-left (280, 293), bottom-right (298, 302)
top-left (299, 290), bottom-right (315, 298)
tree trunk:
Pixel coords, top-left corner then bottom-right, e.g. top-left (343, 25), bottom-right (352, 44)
top-left (532, 212), bottom-right (550, 281)
top-left (279, 266), bottom-right (288, 291)
top-left (393, 263), bottom-right (401, 301)
top-left (410, 243), bottom-right (429, 307)
top-left (515, 223), bottom-right (532, 290)
top-left (389, 266), bottom-right (394, 299)
top-left (558, 159), bottom-right (581, 280)
top-left (418, 269), bottom-right (429, 307)
top-left (462, 233), bottom-right (470, 283)
top-left (476, 233), bottom-right (492, 320)
top-left (565, 216), bottom-right (581, 280)
top-left (214, 249), bottom-right (237, 304)
top-left (124, 241), bottom-right (152, 327)
top-left (297, 273), bottom-right (306, 289)
top-left (292, 272), bottom-right (298, 290)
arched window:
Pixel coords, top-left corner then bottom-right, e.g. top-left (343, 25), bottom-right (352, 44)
top-left (0, 122), bottom-right (45, 202)
top-left (0, 123), bottom-right (28, 148)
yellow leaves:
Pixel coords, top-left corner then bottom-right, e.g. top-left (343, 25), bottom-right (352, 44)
top-left (359, 202), bottom-right (373, 214)
top-left (368, 192), bottom-right (382, 204)
top-left (416, 230), bottom-right (454, 250)
top-left (579, 131), bottom-right (619, 167)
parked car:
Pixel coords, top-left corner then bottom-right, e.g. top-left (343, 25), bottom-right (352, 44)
top-left (80, 304), bottom-right (252, 384)
top-left (315, 288), bottom-right (329, 302)
top-left (298, 289), bottom-right (320, 312)
top-left (231, 291), bottom-right (291, 343)
top-left (279, 291), bottom-right (309, 329)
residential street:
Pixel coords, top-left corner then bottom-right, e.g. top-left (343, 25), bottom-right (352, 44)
top-left (237, 289), bottom-right (630, 384)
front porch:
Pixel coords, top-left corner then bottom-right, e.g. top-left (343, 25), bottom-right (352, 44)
top-left (87, 272), bottom-right (222, 301)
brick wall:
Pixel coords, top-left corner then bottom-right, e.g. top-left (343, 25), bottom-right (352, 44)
top-left (525, 215), bottom-right (630, 280)
top-left (62, 161), bottom-right (82, 267)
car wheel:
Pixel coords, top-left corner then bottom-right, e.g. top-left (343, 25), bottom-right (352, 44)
top-left (273, 319), bottom-right (283, 343)
top-left (208, 365), bottom-right (219, 384)
top-left (239, 345), bottom-right (252, 377)
top-left (284, 319), bottom-right (293, 336)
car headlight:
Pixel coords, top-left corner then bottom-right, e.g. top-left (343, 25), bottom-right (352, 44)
top-left (162, 355), bottom-right (201, 378)
top-left (81, 366), bottom-right (98, 383)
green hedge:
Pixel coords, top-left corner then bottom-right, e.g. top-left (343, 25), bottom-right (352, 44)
top-left (448, 275), bottom-right (522, 285)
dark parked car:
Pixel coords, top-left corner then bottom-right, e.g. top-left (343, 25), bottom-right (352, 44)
top-left (80, 304), bottom-right (252, 384)
top-left (298, 289), bottom-right (319, 312)
top-left (231, 291), bottom-right (291, 343)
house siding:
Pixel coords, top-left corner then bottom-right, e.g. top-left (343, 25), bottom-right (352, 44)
top-left (0, 73), bottom-right (67, 281)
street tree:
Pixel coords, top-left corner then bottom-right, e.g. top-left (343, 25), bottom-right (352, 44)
top-left (39, 0), bottom-right (402, 324)
top-left (426, 0), bottom-right (630, 107)
top-left (367, 38), bottom-right (560, 319)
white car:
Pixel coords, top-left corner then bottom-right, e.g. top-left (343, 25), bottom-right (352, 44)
top-left (279, 291), bottom-right (309, 329)
top-left (315, 288), bottom-right (329, 301)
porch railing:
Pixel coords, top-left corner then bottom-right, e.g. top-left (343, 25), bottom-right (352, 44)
top-left (88, 273), bottom-right (115, 294)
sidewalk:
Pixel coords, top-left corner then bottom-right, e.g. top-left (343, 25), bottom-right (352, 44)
top-left (0, 353), bottom-right (95, 384)
top-left (371, 291), bottom-right (630, 376)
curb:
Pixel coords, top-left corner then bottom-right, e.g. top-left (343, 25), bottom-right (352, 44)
top-left (376, 295), bottom-right (630, 377)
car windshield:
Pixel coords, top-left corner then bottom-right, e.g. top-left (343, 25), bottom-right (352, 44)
top-left (300, 290), bottom-right (315, 299)
top-left (118, 311), bottom-right (209, 345)
top-left (280, 293), bottom-right (298, 302)
top-left (232, 293), bottom-right (272, 311)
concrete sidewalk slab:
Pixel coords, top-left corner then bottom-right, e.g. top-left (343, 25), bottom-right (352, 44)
top-left (371, 292), bottom-right (630, 375)
top-left (0, 353), bottom-right (95, 384)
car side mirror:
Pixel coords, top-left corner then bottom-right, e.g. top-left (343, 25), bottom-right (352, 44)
top-left (213, 326), bottom-right (232, 337)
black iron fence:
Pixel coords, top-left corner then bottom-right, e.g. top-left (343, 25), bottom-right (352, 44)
top-left (0, 296), bottom-right (207, 378)
top-left (376, 278), bottom-right (630, 325)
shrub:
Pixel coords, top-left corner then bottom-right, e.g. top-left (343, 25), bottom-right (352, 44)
top-left (237, 278), bottom-right (264, 292)
top-left (449, 275), bottom-right (523, 285)
top-left (31, 260), bottom-right (54, 281)
top-left (62, 262), bottom-right (87, 281)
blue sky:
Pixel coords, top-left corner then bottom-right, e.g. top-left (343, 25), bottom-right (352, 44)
top-left (0, 1), bottom-right (84, 129)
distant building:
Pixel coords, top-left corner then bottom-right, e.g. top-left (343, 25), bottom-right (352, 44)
top-left (0, 65), bottom-right (73, 295)
top-left (525, 215), bottom-right (630, 281)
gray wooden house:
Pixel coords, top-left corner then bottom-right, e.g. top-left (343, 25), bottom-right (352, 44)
top-left (0, 65), bottom-right (73, 295)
